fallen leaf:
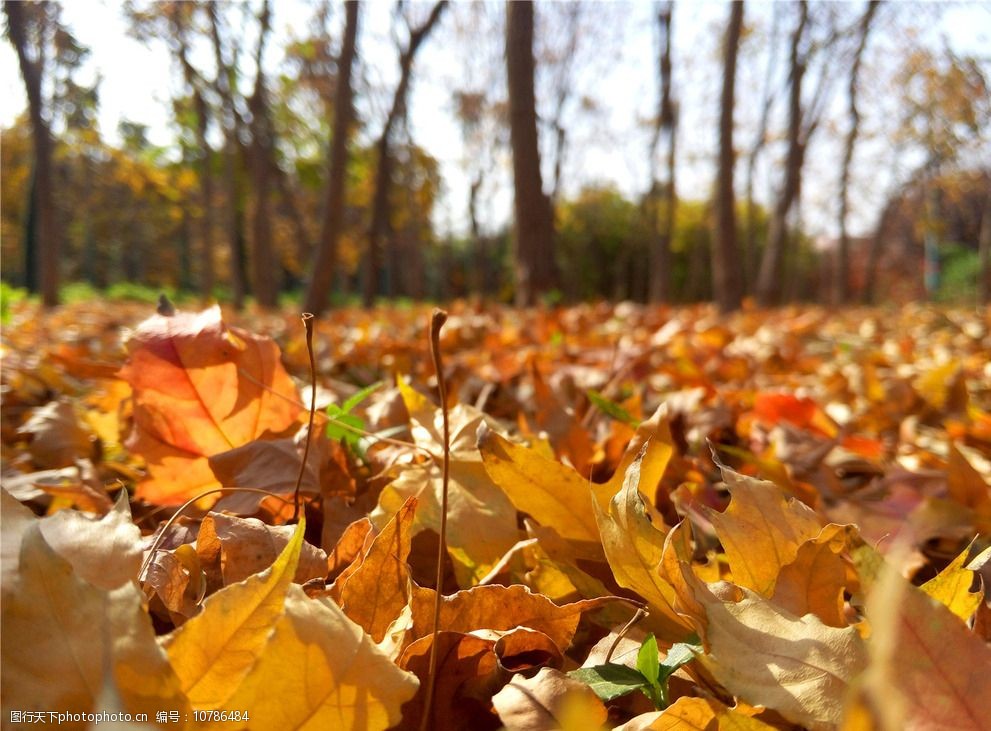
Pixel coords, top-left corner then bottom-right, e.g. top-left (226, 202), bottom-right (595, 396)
top-left (860, 545), bottom-right (991, 731)
top-left (1, 524), bottom-right (190, 727)
top-left (161, 516), bottom-right (304, 709)
top-left (706, 467), bottom-right (823, 596)
top-left (374, 395), bottom-right (518, 586)
top-left (770, 524), bottom-right (853, 627)
top-left (337, 497), bottom-right (417, 642)
top-left (615, 696), bottom-right (774, 730)
top-left (592, 446), bottom-right (696, 641)
top-left (202, 512), bottom-right (328, 585)
top-left (222, 585), bottom-right (419, 730)
top-left (479, 427), bottom-right (601, 552)
top-left (17, 398), bottom-right (93, 468)
top-left (409, 583), bottom-right (615, 654)
top-left (698, 586), bottom-right (868, 728)
top-left (920, 540), bottom-right (983, 622)
top-left (492, 667), bottom-right (607, 731)
top-left (120, 306), bottom-right (302, 505)
top-left (398, 631), bottom-right (502, 730)
top-left (37, 490), bottom-right (143, 590)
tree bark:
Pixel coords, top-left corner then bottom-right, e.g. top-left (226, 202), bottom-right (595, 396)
top-left (304, 0), bottom-right (360, 315)
top-left (5, 1), bottom-right (59, 306)
top-left (169, 4), bottom-right (215, 300)
top-left (247, 0), bottom-right (277, 309)
top-left (862, 197), bottom-right (894, 305)
top-left (506, 0), bottom-right (558, 306)
top-left (711, 1), bottom-right (744, 313)
top-left (756, 1), bottom-right (809, 307)
top-left (648, 1), bottom-right (677, 304)
top-left (208, 4), bottom-right (247, 309)
top-left (834, 1), bottom-right (879, 306)
top-left (363, 0), bottom-right (447, 306)
top-left (743, 5), bottom-right (779, 295)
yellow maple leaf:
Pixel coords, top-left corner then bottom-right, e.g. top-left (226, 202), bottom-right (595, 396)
top-left (222, 586), bottom-right (419, 730)
top-left (706, 468), bottom-right (823, 596)
top-left (479, 428), bottom-right (601, 552)
top-left (162, 516), bottom-right (304, 709)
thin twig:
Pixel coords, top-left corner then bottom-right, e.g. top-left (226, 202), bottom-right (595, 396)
top-left (420, 309), bottom-right (449, 731)
top-left (291, 313), bottom-right (316, 522)
top-left (606, 607), bottom-right (649, 663)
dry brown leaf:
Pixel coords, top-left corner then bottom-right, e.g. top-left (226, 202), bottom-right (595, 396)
top-left (337, 497), bottom-right (417, 642)
top-left (698, 585), bottom-right (868, 728)
top-left (17, 398), bottom-right (93, 468)
top-left (202, 512), bottom-right (328, 585)
top-left (409, 583), bottom-right (615, 654)
top-left (398, 631), bottom-right (502, 730)
top-left (1, 525), bottom-right (190, 728)
top-left (770, 524), bottom-right (853, 627)
top-left (491, 667), bottom-right (607, 731)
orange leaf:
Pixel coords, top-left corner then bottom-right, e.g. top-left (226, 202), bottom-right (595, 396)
top-left (120, 306), bottom-right (301, 505)
top-left (337, 497), bottom-right (417, 642)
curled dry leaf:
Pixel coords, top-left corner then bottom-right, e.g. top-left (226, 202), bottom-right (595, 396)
top-left (398, 631), bottom-right (503, 730)
top-left (200, 512), bottom-right (328, 586)
top-left (592, 445), bottom-right (696, 641)
top-left (17, 398), bottom-right (94, 468)
top-left (337, 497), bottom-right (416, 642)
top-left (120, 306), bottom-right (302, 505)
top-left (491, 667), bottom-right (608, 731)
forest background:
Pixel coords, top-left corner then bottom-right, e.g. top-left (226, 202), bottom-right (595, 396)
top-left (2, 0), bottom-right (990, 313)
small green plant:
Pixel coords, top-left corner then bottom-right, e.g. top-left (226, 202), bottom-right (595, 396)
top-left (568, 634), bottom-right (700, 709)
top-left (325, 381), bottom-right (383, 455)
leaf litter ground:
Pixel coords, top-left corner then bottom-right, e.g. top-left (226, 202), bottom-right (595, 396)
top-left (1, 299), bottom-right (989, 730)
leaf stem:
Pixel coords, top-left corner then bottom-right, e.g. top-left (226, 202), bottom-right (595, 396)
top-left (291, 313), bottom-right (316, 523)
top-left (420, 308), bottom-right (449, 731)
top-left (606, 606), bottom-right (649, 663)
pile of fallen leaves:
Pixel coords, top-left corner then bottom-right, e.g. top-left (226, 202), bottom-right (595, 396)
top-left (2, 298), bottom-right (990, 730)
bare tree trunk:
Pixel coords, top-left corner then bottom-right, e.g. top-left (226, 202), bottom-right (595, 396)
top-left (756, 1), bottom-right (809, 307)
top-left (862, 198), bottom-right (894, 305)
top-left (5, 1), bottom-right (59, 306)
top-left (506, 0), bottom-right (558, 306)
top-left (247, 0), bottom-right (277, 308)
top-left (209, 4), bottom-right (247, 309)
top-left (835, 1), bottom-right (879, 306)
top-left (304, 0), bottom-right (360, 315)
top-left (363, 0), bottom-right (447, 307)
top-left (979, 189), bottom-right (991, 306)
top-left (743, 5), bottom-right (779, 295)
top-left (648, 1), bottom-right (677, 304)
top-left (711, 1), bottom-right (744, 313)
top-left (168, 5), bottom-right (215, 300)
